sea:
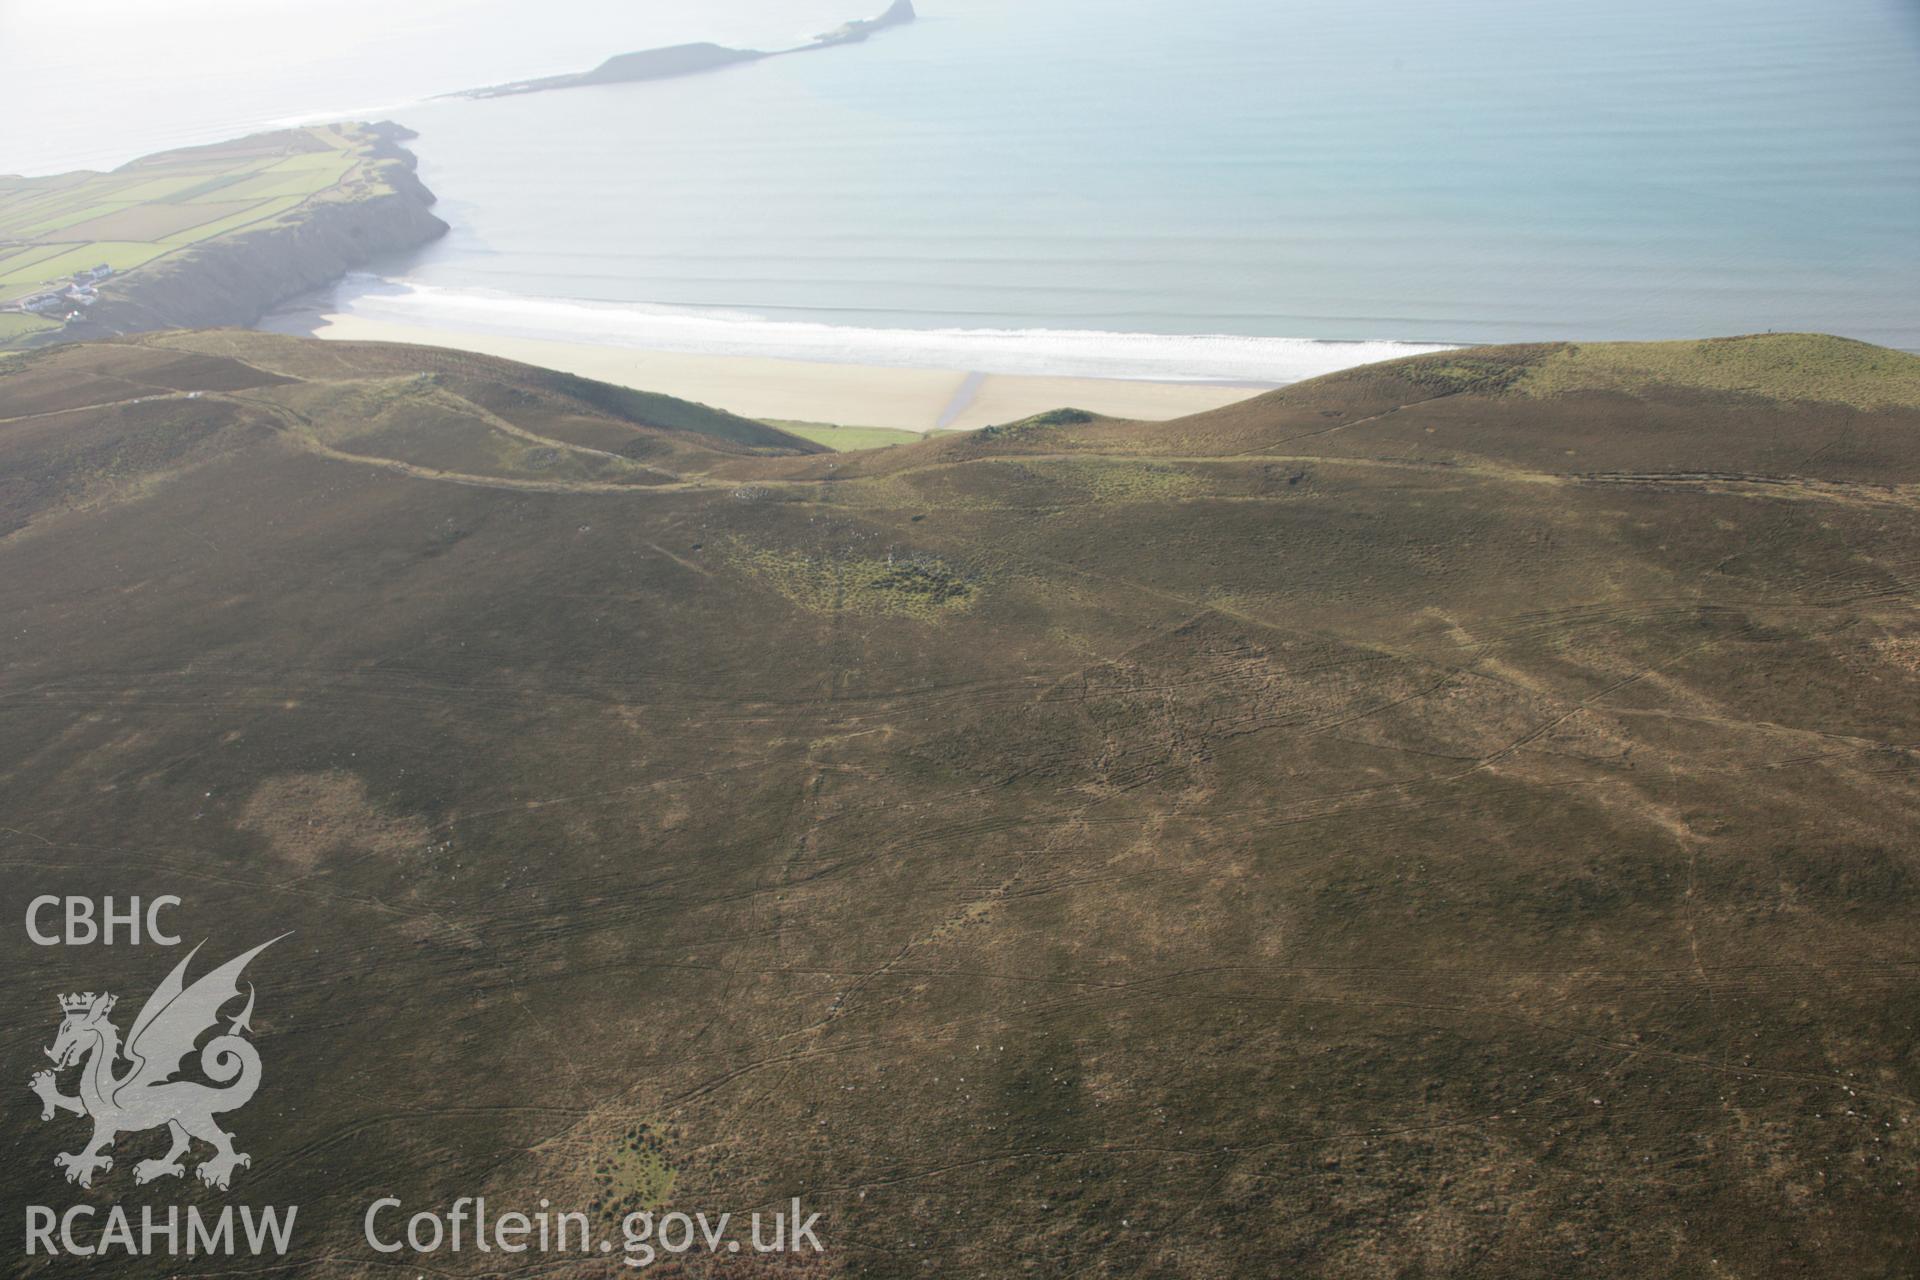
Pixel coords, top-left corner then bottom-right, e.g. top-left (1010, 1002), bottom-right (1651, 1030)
top-left (3, 0), bottom-right (1916, 380)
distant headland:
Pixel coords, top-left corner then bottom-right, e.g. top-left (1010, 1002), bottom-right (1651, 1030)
top-left (0, 122), bottom-right (445, 351)
top-left (455, 0), bottom-right (916, 101)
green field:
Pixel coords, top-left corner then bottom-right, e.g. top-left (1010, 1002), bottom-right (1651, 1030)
top-left (759, 419), bottom-right (926, 450)
top-left (0, 124), bottom-right (379, 310)
top-left (0, 312), bottom-right (56, 341)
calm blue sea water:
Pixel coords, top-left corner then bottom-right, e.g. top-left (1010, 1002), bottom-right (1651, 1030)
top-left (5, 0), bottom-right (1917, 373)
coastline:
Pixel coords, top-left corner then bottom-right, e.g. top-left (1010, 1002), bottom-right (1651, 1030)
top-left (263, 311), bottom-right (1275, 430)
top-left (1, 123), bottom-right (446, 352)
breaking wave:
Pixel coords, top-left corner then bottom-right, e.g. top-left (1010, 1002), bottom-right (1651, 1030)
top-left (316, 277), bottom-right (1455, 384)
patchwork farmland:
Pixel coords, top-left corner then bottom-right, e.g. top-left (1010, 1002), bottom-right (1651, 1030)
top-left (0, 123), bottom-right (437, 347)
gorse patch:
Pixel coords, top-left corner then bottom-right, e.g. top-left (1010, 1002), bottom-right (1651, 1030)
top-left (591, 1122), bottom-right (677, 1224)
top-left (723, 539), bottom-right (979, 619)
top-left (1397, 355), bottom-right (1535, 396)
top-left (978, 407), bottom-right (1096, 440)
top-left (1020, 458), bottom-right (1205, 504)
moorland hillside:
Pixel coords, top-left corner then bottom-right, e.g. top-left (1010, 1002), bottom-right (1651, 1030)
top-left (3, 330), bottom-right (1917, 1276)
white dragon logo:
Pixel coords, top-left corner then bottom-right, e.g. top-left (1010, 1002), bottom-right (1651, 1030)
top-left (28, 936), bottom-right (285, 1191)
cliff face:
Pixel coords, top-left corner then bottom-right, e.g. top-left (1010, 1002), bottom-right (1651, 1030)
top-left (46, 126), bottom-right (446, 346)
top-left (816, 0), bottom-right (916, 44)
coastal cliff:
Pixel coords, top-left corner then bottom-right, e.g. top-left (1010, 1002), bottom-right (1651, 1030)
top-left (52, 125), bottom-right (445, 345)
top-left (2, 122), bottom-right (445, 351)
top-left (815, 0), bottom-right (916, 45)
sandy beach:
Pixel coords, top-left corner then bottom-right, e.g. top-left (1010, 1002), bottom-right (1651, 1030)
top-left (276, 314), bottom-right (1273, 433)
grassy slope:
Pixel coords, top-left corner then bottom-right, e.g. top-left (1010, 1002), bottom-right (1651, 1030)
top-left (1518, 333), bottom-right (1920, 409)
top-left (0, 311), bottom-right (57, 341)
top-left (2, 332), bottom-right (1918, 1277)
top-left (149, 329), bottom-right (827, 457)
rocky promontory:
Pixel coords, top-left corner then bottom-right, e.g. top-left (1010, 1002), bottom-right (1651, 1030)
top-left (456, 0), bottom-right (916, 100)
top-left (3, 122), bottom-right (446, 350)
